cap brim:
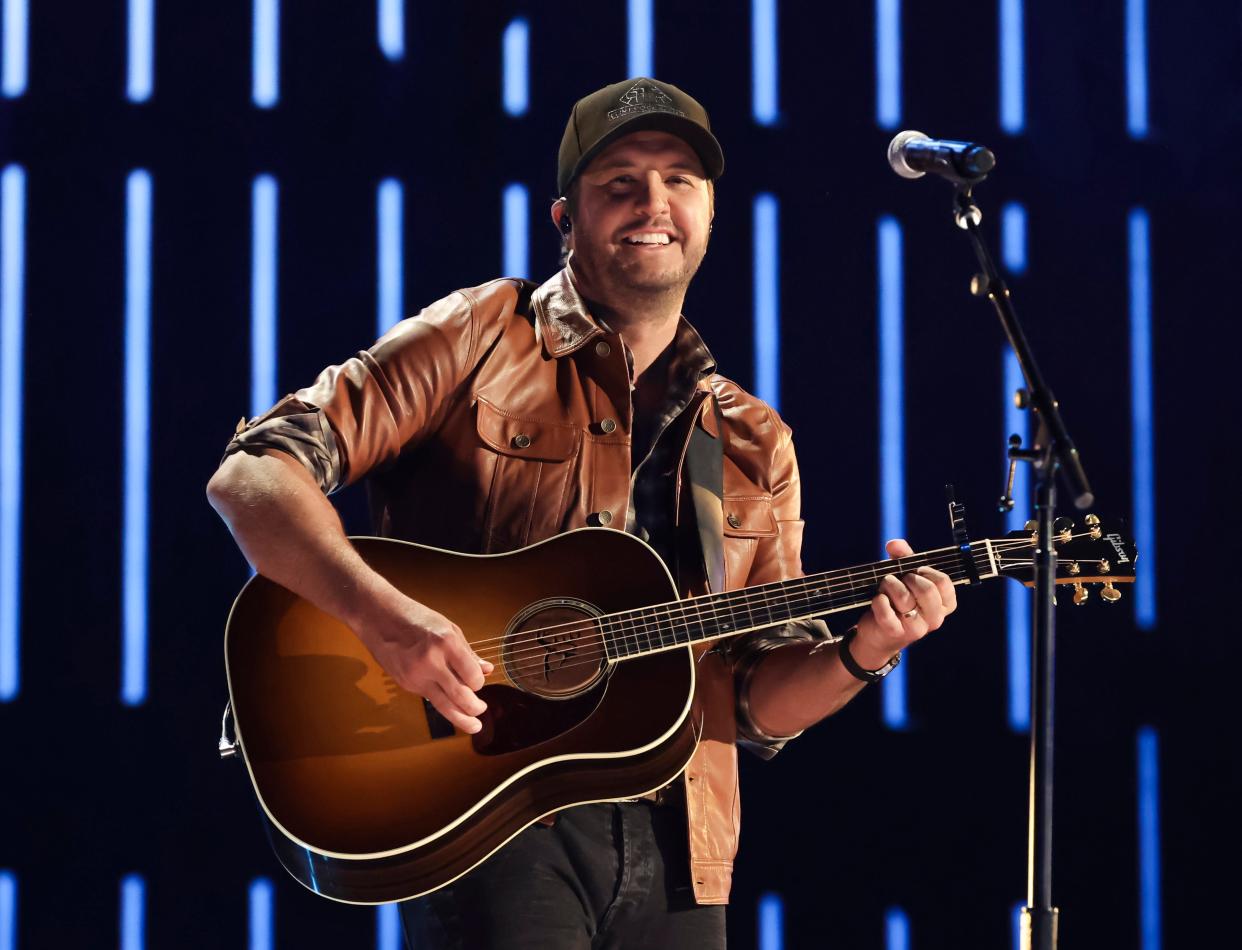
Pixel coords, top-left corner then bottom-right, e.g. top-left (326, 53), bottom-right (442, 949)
top-left (564, 113), bottom-right (725, 194)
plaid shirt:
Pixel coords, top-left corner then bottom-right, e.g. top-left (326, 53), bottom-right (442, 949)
top-left (622, 316), bottom-right (717, 579)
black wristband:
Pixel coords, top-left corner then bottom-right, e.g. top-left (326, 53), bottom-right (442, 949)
top-left (838, 627), bottom-right (901, 683)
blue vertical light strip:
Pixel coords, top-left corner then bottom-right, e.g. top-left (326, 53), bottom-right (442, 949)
top-left (375, 904), bottom-right (401, 950)
top-left (1002, 202), bottom-right (1027, 276)
top-left (378, 0), bottom-right (404, 61)
top-left (0, 871), bottom-right (14, 950)
top-left (878, 215), bottom-right (907, 729)
top-left (1011, 902), bottom-right (1024, 950)
top-left (122, 170), bottom-right (152, 707)
top-left (120, 875), bottom-right (145, 950)
top-left (0, 166), bottom-right (24, 703)
top-left (757, 892), bottom-right (784, 950)
top-left (376, 179), bottom-right (403, 337)
top-left (885, 907), bottom-right (911, 950)
top-left (998, 0), bottom-right (1024, 133)
top-left (875, 0), bottom-right (901, 128)
top-left (751, 0), bottom-right (778, 125)
top-left (1002, 203), bottom-right (1030, 732)
top-left (127, 0), bottom-right (155, 102)
top-left (1125, 0), bottom-right (1148, 138)
top-left (1004, 349), bottom-right (1030, 732)
top-left (1129, 208), bottom-right (1156, 628)
top-left (502, 184), bottom-right (529, 279)
top-left (2, 0), bottom-right (28, 97)
top-left (252, 0), bottom-right (279, 108)
top-left (627, 0), bottom-right (653, 78)
top-left (251, 176), bottom-right (278, 418)
top-left (1136, 726), bottom-right (1162, 950)
top-left (753, 194), bottom-right (780, 411)
top-left (502, 18), bottom-right (529, 117)
top-left (248, 878), bottom-right (274, 950)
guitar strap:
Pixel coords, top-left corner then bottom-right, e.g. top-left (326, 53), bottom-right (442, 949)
top-left (684, 390), bottom-right (726, 595)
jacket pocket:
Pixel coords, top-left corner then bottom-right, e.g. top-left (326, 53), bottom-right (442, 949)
top-left (475, 396), bottom-right (582, 551)
top-left (721, 494), bottom-right (776, 588)
top-left (722, 494), bottom-right (778, 539)
top-left (475, 395), bottom-right (580, 461)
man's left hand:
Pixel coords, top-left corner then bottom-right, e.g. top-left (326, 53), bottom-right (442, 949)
top-left (849, 538), bottom-right (958, 669)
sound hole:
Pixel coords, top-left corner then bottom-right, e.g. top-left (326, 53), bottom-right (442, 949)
top-left (502, 598), bottom-right (609, 699)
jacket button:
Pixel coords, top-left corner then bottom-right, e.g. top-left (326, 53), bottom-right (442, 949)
top-left (511, 433), bottom-right (532, 449)
top-left (594, 340), bottom-right (611, 357)
top-left (727, 513), bottom-right (742, 529)
top-left (597, 510), bottom-right (613, 526)
top-left (600, 418), bottom-right (617, 434)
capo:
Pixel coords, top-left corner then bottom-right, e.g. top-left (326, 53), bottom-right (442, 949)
top-left (945, 484), bottom-right (981, 585)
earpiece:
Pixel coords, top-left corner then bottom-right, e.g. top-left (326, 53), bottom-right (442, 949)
top-left (559, 214), bottom-right (573, 235)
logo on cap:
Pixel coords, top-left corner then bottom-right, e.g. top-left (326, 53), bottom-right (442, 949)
top-left (606, 81), bottom-right (685, 123)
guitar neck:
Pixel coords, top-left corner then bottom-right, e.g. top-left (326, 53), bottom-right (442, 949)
top-left (601, 541), bottom-right (1001, 660)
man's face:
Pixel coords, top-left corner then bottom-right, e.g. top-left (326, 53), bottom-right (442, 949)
top-left (562, 130), bottom-right (713, 302)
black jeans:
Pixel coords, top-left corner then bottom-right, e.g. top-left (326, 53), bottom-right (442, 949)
top-left (399, 799), bottom-right (726, 950)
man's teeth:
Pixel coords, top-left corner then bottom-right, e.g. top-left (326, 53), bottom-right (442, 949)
top-left (624, 234), bottom-right (671, 245)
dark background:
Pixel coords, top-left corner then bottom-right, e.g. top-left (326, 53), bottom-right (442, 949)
top-left (1, 1), bottom-right (1238, 947)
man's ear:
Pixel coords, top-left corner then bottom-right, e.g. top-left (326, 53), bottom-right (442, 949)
top-left (551, 199), bottom-right (569, 233)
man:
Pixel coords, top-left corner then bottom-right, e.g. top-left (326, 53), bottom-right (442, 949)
top-left (207, 78), bottom-right (957, 949)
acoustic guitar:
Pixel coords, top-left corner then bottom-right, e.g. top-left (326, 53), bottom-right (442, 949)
top-left (222, 516), bottom-right (1135, 903)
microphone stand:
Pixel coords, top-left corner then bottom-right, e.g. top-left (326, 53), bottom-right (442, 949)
top-left (946, 184), bottom-right (1094, 950)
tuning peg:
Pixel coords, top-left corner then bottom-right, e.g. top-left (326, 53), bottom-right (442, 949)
top-left (1053, 517), bottom-right (1073, 543)
top-left (1085, 513), bottom-right (1102, 539)
top-left (1100, 582), bottom-right (1121, 603)
top-left (1067, 560), bottom-right (1081, 576)
top-left (1072, 582), bottom-right (1089, 605)
top-left (1098, 559), bottom-right (1111, 574)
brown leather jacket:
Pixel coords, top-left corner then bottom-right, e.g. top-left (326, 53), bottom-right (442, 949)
top-left (226, 268), bottom-right (825, 904)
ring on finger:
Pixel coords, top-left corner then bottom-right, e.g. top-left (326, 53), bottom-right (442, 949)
top-left (900, 606), bottom-right (920, 620)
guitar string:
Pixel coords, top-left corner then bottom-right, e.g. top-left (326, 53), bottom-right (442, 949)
top-left (478, 539), bottom-right (1073, 672)
top-left (470, 532), bottom-right (1086, 664)
top-left (455, 536), bottom-right (1045, 657)
top-left (470, 536), bottom-right (1084, 669)
top-left (468, 542), bottom-right (1015, 664)
top-left (479, 534), bottom-right (1122, 675)
top-left (487, 553), bottom-right (1130, 682)
top-left (483, 560), bottom-right (991, 679)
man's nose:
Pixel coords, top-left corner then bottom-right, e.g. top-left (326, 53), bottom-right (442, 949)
top-left (634, 171), bottom-right (670, 217)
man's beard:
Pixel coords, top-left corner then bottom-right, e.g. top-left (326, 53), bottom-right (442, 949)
top-left (576, 237), bottom-right (708, 303)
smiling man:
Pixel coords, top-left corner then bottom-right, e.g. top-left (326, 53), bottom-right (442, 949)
top-left (208, 77), bottom-right (957, 950)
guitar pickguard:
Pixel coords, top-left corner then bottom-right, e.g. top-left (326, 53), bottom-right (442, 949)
top-left (472, 680), bottom-right (607, 756)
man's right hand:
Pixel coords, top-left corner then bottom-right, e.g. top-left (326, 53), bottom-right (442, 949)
top-left (357, 597), bottom-right (495, 735)
top-left (208, 451), bottom-right (494, 734)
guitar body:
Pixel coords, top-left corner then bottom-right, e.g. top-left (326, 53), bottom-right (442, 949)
top-left (224, 528), bottom-right (698, 904)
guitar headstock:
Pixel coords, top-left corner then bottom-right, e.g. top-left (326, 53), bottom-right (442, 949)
top-left (993, 514), bottom-right (1137, 605)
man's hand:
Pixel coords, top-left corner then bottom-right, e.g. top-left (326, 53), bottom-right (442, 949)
top-left (357, 597), bottom-right (495, 735)
top-left (850, 538), bottom-right (958, 669)
top-left (208, 451), bottom-right (495, 735)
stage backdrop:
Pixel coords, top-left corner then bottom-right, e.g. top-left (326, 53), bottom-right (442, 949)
top-left (1, 1), bottom-right (1239, 947)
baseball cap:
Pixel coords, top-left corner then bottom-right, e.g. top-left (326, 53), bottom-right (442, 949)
top-left (557, 78), bottom-right (725, 196)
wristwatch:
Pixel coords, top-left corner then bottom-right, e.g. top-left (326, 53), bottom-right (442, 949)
top-left (838, 627), bottom-right (901, 683)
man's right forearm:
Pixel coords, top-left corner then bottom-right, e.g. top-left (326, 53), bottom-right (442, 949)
top-left (206, 449), bottom-right (401, 630)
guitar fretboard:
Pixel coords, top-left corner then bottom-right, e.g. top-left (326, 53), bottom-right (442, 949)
top-left (599, 542), bottom-right (998, 660)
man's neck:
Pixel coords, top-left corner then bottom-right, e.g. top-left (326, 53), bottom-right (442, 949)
top-left (569, 265), bottom-right (684, 378)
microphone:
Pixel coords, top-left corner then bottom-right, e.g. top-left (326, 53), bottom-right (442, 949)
top-left (888, 131), bottom-right (996, 183)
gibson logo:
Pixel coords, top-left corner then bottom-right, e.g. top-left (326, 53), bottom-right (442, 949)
top-left (607, 81), bottom-right (685, 122)
top-left (1106, 533), bottom-right (1131, 564)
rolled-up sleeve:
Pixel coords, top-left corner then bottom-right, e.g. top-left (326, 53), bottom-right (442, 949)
top-left (220, 287), bottom-right (487, 492)
top-left (223, 396), bottom-right (344, 493)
